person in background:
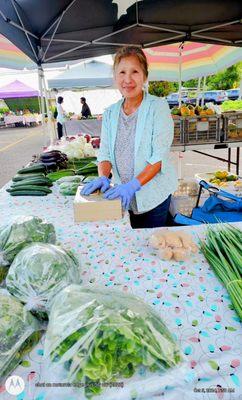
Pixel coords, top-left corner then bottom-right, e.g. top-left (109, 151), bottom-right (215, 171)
top-left (81, 46), bottom-right (177, 229)
top-left (80, 97), bottom-right (92, 119)
top-left (56, 96), bottom-right (65, 139)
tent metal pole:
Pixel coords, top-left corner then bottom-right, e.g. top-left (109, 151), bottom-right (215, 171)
top-left (42, 14), bottom-right (63, 61)
top-left (41, 0), bottom-right (79, 39)
top-left (42, 38), bottom-right (88, 44)
top-left (93, 23), bottom-right (137, 42)
top-left (196, 77), bottom-right (201, 107)
top-left (145, 34), bottom-right (184, 48)
top-left (193, 33), bottom-right (232, 44)
top-left (193, 19), bottom-right (240, 34)
top-left (38, 66), bottom-right (50, 147)
top-left (178, 46), bottom-right (183, 108)
top-left (45, 42), bottom-right (90, 62)
top-left (138, 23), bottom-right (185, 35)
top-left (38, 67), bottom-right (45, 127)
top-left (0, 8), bottom-right (38, 39)
top-left (93, 40), bottom-right (142, 47)
top-left (41, 68), bottom-right (56, 144)
top-left (10, 0), bottom-right (39, 61)
top-left (201, 76), bottom-right (206, 107)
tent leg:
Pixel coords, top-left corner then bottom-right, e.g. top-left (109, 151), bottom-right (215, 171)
top-left (196, 77), bottom-right (201, 107)
top-left (201, 76), bottom-right (206, 108)
top-left (38, 67), bottom-right (49, 147)
top-left (38, 67), bottom-right (45, 126)
top-left (41, 69), bottom-right (56, 144)
top-left (178, 46), bottom-right (182, 108)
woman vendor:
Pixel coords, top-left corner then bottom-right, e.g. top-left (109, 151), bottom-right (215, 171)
top-left (82, 46), bottom-right (177, 229)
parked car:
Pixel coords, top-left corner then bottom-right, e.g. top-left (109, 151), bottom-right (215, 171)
top-left (166, 92), bottom-right (188, 107)
top-left (226, 88), bottom-right (240, 101)
top-left (199, 90), bottom-right (228, 104)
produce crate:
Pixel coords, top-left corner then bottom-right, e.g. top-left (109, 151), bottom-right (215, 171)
top-left (222, 111), bottom-right (242, 142)
top-left (171, 115), bottom-right (185, 145)
top-left (184, 115), bottom-right (221, 144)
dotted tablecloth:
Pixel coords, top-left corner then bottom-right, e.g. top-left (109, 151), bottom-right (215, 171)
top-left (0, 183), bottom-right (241, 400)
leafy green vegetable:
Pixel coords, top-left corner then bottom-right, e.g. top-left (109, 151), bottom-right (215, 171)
top-left (59, 182), bottom-right (80, 196)
top-left (221, 100), bottom-right (242, 112)
top-left (6, 243), bottom-right (80, 320)
top-left (200, 224), bottom-right (242, 320)
top-left (56, 176), bottom-right (82, 185)
top-left (45, 286), bottom-right (182, 398)
top-left (0, 289), bottom-right (42, 382)
top-left (0, 216), bottom-right (56, 283)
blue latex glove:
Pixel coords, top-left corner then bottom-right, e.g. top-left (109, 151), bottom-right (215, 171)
top-left (81, 176), bottom-right (110, 195)
top-left (103, 178), bottom-right (141, 209)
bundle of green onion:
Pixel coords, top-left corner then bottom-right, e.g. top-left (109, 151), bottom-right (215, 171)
top-left (200, 224), bottom-right (242, 320)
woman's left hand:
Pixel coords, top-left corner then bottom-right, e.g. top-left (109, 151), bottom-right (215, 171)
top-left (103, 178), bottom-right (141, 210)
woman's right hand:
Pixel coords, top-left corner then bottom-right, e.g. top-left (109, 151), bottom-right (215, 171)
top-left (81, 176), bottom-right (110, 195)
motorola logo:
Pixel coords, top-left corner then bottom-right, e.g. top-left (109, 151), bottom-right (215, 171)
top-left (5, 375), bottom-right (25, 395)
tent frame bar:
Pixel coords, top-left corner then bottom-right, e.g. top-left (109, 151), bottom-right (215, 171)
top-left (41, 0), bottom-right (79, 39)
top-left (93, 23), bottom-right (137, 42)
top-left (42, 12), bottom-right (63, 61)
top-left (193, 33), bottom-right (233, 44)
top-left (144, 34), bottom-right (184, 47)
top-left (44, 41), bottom-right (90, 62)
top-left (0, 8), bottom-right (38, 39)
top-left (42, 0), bottom-right (80, 60)
top-left (0, 1), bottom-right (241, 65)
top-left (10, 0), bottom-right (39, 61)
top-left (42, 38), bottom-right (89, 44)
top-left (93, 40), bottom-right (142, 47)
top-left (193, 19), bottom-right (240, 34)
top-left (138, 23), bottom-right (185, 35)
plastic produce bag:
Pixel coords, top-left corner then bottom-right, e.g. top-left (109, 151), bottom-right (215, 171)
top-left (56, 176), bottom-right (83, 185)
top-left (6, 243), bottom-right (81, 320)
top-left (44, 285), bottom-right (183, 399)
top-left (0, 215), bottom-right (56, 282)
top-left (59, 182), bottom-right (80, 196)
top-left (0, 289), bottom-right (42, 383)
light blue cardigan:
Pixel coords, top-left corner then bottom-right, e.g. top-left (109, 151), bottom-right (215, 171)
top-left (97, 92), bottom-right (178, 213)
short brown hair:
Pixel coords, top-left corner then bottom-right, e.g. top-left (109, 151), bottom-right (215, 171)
top-left (113, 46), bottom-right (148, 78)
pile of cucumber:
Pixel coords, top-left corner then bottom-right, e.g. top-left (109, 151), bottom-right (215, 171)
top-left (7, 156), bottom-right (99, 197)
top-left (7, 164), bottom-right (53, 197)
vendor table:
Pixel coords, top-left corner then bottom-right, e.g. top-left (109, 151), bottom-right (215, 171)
top-left (4, 115), bottom-right (25, 125)
top-left (0, 184), bottom-right (241, 400)
top-left (172, 142), bottom-right (242, 175)
top-left (3, 114), bottom-right (42, 127)
top-left (63, 119), bottom-right (102, 137)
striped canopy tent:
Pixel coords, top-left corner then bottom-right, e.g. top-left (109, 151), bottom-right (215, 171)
top-left (0, 34), bottom-right (35, 69)
top-left (146, 42), bottom-right (242, 82)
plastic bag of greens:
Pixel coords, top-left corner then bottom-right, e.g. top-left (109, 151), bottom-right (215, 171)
top-left (0, 215), bottom-right (56, 282)
top-left (44, 285), bottom-right (183, 399)
top-left (56, 176), bottom-right (83, 185)
top-left (59, 181), bottom-right (80, 196)
top-left (0, 289), bottom-right (43, 383)
top-left (6, 243), bottom-right (81, 320)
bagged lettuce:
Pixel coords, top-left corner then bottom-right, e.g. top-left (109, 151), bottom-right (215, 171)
top-left (59, 181), bottom-right (80, 196)
top-left (45, 285), bottom-right (182, 398)
top-left (6, 243), bottom-right (81, 320)
top-left (0, 215), bottom-right (56, 282)
top-left (0, 289), bottom-right (42, 383)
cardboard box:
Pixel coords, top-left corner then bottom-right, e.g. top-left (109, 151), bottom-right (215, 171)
top-left (73, 185), bottom-right (122, 223)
